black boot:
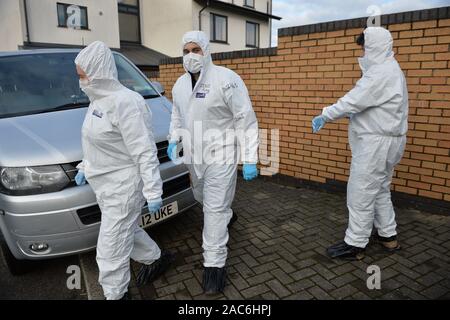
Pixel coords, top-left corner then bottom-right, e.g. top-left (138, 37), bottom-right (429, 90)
top-left (136, 250), bottom-right (174, 287)
top-left (326, 241), bottom-right (365, 261)
top-left (119, 292), bottom-right (131, 300)
top-left (104, 291), bottom-right (131, 300)
top-left (228, 211), bottom-right (238, 228)
top-left (202, 267), bottom-right (227, 294)
top-left (372, 234), bottom-right (401, 252)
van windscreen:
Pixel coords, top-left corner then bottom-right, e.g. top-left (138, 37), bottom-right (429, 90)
top-left (0, 52), bottom-right (158, 118)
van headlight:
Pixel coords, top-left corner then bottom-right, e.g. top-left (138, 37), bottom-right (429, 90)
top-left (0, 166), bottom-right (70, 195)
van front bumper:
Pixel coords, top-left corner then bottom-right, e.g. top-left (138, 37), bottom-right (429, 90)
top-left (0, 170), bottom-right (196, 260)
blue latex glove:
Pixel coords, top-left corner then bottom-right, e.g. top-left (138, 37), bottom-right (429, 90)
top-left (167, 142), bottom-right (177, 161)
top-left (75, 171), bottom-right (86, 186)
top-left (312, 115), bottom-right (326, 133)
top-left (243, 164), bottom-right (258, 181)
top-left (148, 199), bottom-right (163, 214)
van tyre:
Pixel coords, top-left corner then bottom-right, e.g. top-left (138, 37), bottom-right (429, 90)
top-left (0, 241), bottom-right (31, 276)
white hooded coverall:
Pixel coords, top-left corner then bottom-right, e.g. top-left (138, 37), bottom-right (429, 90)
top-left (169, 31), bottom-right (259, 267)
top-left (75, 41), bottom-right (163, 300)
top-left (321, 27), bottom-right (409, 248)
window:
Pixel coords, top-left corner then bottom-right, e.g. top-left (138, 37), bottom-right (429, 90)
top-left (118, 0), bottom-right (139, 7)
top-left (118, 0), bottom-right (141, 43)
top-left (244, 0), bottom-right (255, 8)
top-left (57, 3), bottom-right (88, 29)
top-left (246, 21), bottom-right (259, 47)
top-left (210, 13), bottom-right (228, 43)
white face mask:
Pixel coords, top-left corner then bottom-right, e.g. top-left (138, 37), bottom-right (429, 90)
top-left (183, 53), bottom-right (204, 74)
top-left (79, 79), bottom-right (90, 90)
top-left (79, 78), bottom-right (96, 100)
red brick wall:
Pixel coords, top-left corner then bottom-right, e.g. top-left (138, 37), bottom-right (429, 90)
top-left (156, 10), bottom-right (450, 204)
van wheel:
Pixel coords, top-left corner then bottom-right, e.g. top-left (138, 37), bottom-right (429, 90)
top-left (0, 241), bottom-right (31, 276)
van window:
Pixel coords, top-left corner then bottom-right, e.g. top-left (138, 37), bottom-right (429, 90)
top-left (0, 52), bottom-right (158, 119)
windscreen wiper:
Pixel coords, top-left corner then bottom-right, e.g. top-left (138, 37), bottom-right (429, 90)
top-left (0, 102), bottom-right (90, 119)
top-left (46, 102), bottom-right (90, 112)
top-left (142, 94), bottom-right (160, 99)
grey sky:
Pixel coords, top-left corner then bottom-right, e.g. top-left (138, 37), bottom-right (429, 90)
top-left (271, 0), bottom-right (450, 45)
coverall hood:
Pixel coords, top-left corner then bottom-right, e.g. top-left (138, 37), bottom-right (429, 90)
top-left (360, 27), bottom-right (394, 71)
top-left (75, 41), bottom-right (124, 101)
top-left (181, 31), bottom-right (213, 74)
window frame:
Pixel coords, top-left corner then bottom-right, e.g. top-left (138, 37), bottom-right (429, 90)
top-left (244, 0), bottom-right (255, 9)
top-left (57, 2), bottom-right (89, 30)
top-left (118, 0), bottom-right (142, 44)
top-left (245, 21), bottom-right (260, 48)
top-left (210, 13), bottom-right (229, 44)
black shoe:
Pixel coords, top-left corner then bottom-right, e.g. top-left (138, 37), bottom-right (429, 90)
top-left (228, 212), bottom-right (238, 228)
top-left (104, 291), bottom-right (131, 300)
top-left (326, 241), bottom-right (365, 261)
top-left (136, 250), bottom-right (174, 287)
top-left (119, 292), bottom-right (131, 300)
top-left (202, 267), bottom-right (227, 294)
top-left (372, 234), bottom-right (401, 252)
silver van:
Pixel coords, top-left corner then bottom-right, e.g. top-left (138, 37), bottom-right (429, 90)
top-left (0, 49), bottom-right (196, 274)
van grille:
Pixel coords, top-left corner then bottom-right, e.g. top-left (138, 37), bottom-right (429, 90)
top-left (62, 141), bottom-right (170, 187)
top-left (156, 140), bottom-right (183, 164)
top-left (156, 141), bottom-right (170, 164)
top-left (62, 161), bottom-right (82, 187)
top-left (77, 205), bottom-right (101, 226)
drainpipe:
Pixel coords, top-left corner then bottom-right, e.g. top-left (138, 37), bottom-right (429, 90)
top-left (198, 0), bottom-right (209, 31)
top-left (23, 0), bottom-right (30, 44)
top-left (268, 0), bottom-right (272, 46)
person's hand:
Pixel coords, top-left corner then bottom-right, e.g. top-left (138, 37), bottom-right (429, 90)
top-left (312, 115), bottom-right (326, 133)
top-left (75, 171), bottom-right (87, 186)
top-left (148, 199), bottom-right (163, 214)
top-left (243, 164), bottom-right (258, 181)
top-left (167, 142), bottom-right (178, 161)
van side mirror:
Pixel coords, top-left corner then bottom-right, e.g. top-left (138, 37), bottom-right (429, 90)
top-left (151, 81), bottom-right (165, 96)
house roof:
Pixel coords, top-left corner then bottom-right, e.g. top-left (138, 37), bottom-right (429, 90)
top-left (194, 0), bottom-right (282, 21)
top-left (21, 42), bottom-right (167, 68)
top-left (114, 43), bottom-right (169, 67)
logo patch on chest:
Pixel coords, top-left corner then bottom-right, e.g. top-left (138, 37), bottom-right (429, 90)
top-left (93, 109), bottom-right (103, 118)
top-left (196, 92), bottom-right (206, 99)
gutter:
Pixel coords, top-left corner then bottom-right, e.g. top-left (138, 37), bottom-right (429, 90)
top-left (198, 0), bottom-right (209, 31)
top-left (195, 0), bottom-right (281, 21)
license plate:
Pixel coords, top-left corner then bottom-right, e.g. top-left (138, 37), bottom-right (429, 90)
top-left (139, 201), bottom-right (179, 228)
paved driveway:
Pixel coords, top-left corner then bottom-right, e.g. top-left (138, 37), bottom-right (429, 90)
top-left (133, 177), bottom-right (450, 300)
top-left (1, 177), bottom-right (449, 300)
top-left (0, 254), bottom-right (87, 300)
